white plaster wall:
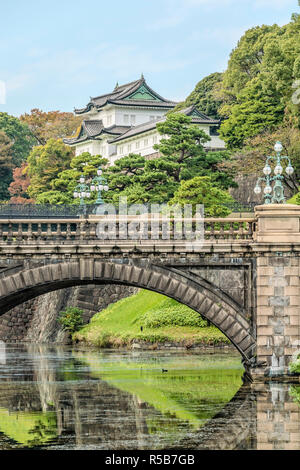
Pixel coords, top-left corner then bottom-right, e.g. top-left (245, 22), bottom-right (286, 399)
top-left (205, 134), bottom-right (225, 149)
top-left (75, 142), bottom-right (93, 156)
top-left (115, 107), bottom-right (166, 126)
top-left (74, 121), bottom-right (225, 159)
top-left (115, 131), bottom-right (162, 159)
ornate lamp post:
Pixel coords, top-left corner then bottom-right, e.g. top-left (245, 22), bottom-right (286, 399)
top-left (254, 141), bottom-right (294, 204)
top-left (73, 174), bottom-right (91, 205)
top-left (90, 166), bottom-right (109, 205)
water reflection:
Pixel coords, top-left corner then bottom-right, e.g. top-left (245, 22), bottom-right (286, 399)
top-left (0, 344), bottom-right (299, 450)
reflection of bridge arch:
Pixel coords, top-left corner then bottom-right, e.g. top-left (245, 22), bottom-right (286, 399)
top-left (0, 260), bottom-right (255, 361)
top-left (174, 384), bottom-right (255, 450)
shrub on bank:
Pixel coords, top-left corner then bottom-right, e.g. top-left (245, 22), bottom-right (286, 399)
top-left (141, 302), bottom-right (208, 328)
top-left (58, 307), bottom-right (84, 333)
top-left (289, 353), bottom-right (300, 374)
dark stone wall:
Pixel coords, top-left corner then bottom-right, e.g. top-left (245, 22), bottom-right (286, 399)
top-left (0, 284), bottom-right (137, 343)
top-left (229, 174), bottom-right (294, 206)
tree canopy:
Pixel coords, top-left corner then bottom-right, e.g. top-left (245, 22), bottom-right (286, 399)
top-left (0, 113), bottom-right (35, 167)
top-left (20, 109), bottom-right (82, 145)
top-left (26, 139), bottom-right (75, 200)
top-left (0, 131), bottom-right (14, 200)
top-left (170, 176), bottom-right (234, 217)
top-left (172, 72), bottom-right (223, 120)
top-left (218, 16), bottom-right (300, 148)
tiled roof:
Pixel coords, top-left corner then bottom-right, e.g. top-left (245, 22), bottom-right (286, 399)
top-left (63, 121), bottom-right (130, 145)
top-left (74, 77), bottom-right (177, 114)
top-left (84, 120), bottom-right (104, 137)
top-left (179, 105), bottom-right (220, 123)
top-left (108, 99), bottom-right (176, 108)
top-left (109, 107), bottom-right (220, 144)
top-left (109, 118), bottom-right (162, 143)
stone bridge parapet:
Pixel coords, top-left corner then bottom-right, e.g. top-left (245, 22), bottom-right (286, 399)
top-left (0, 204), bottom-right (298, 380)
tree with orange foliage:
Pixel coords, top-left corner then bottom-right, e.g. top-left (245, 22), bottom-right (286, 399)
top-left (20, 108), bottom-right (82, 145)
top-left (8, 162), bottom-right (34, 204)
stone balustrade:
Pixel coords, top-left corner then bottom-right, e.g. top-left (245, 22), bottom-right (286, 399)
top-left (0, 216), bottom-right (255, 244)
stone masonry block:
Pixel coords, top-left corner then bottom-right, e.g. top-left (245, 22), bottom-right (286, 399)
top-left (268, 257), bottom-right (291, 267)
top-left (268, 317), bottom-right (290, 326)
top-left (291, 258), bottom-right (300, 266)
top-left (257, 335), bottom-right (269, 346)
top-left (285, 326), bottom-right (300, 336)
top-left (289, 316), bottom-right (300, 326)
top-left (257, 257), bottom-right (268, 267)
top-left (257, 296), bottom-right (270, 307)
top-left (268, 277), bottom-right (289, 287)
top-left (258, 306), bottom-right (274, 316)
top-left (258, 267), bottom-right (276, 276)
top-left (258, 276), bottom-right (273, 287)
top-left (274, 266), bottom-right (284, 276)
top-left (269, 297), bottom-right (290, 307)
top-left (289, 296), bottom-right (300, 306)
top-left (257, 315), bottom-right (270, 326)
top-left (257, 286), bottom-right (274, 296)
top-left (289, 276), bottom-right (300, 286)
top-left (284, 267), bottom-right (299, 276)
top-left (257, 326), bottom-right (273, 336)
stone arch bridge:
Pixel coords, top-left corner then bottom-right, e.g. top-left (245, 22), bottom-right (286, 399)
top-left (0, 204), bottom-right (299, 380)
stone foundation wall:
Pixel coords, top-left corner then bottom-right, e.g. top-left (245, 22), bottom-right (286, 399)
top-left (0, 284), bottom-right (137, 343)
top-left (229, 174), bottom-right (294, 206)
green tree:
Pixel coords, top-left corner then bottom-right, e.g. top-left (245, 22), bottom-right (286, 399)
top-left (0, 131), bottom-right (14, 200)
top-left (218, 14), bottom-right (300, 148)
top-left (105, 154), bottom-right (175, 204)
top-left (58, 307), bottom-right (84, 333)
top-left (172, 72), bottom-right (224, 119)
top-left (0, 112), bottom-right (35, 167)
top-left (154, 113), bottom-right (235, 188)
top-left (154, 113), bottom-right (211, 182)
top-left (218, 24), bottom-right (279, 118)
top-left (27, 139), bottom-right (74, 200)
top-left (170, 176), bottom-right (234, 217)
top-left (35, 152), bottom-right (107, 204)
top-left (219, 77), bottom-right (284, 148)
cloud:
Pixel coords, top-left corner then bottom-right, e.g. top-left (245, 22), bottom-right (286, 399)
top-left (6, 73), bottom-right (32, 92)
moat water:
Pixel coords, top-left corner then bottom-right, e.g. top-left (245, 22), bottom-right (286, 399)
top-left (0, 343), bottom-right (299, 450)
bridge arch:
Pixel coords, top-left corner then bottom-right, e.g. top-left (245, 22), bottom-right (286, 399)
top-left (0, 260), bottom-right (256, 361)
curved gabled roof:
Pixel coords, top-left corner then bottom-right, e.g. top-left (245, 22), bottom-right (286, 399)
top-left (74, 76), bottom-right (177, 114)
top-left (63, 120), bottom-right (130, 145)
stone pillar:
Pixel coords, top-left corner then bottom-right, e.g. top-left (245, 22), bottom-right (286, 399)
top-left (253, 204), bottom-right (300, 379)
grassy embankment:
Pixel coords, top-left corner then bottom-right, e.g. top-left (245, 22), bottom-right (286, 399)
top-left (73, 289), bottom-right (230, 348)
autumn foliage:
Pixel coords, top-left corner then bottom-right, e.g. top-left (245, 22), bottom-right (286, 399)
top-left (8, 162), bottom-right (34, 204)
top-left (20, 108), bottom-right (82, 145)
